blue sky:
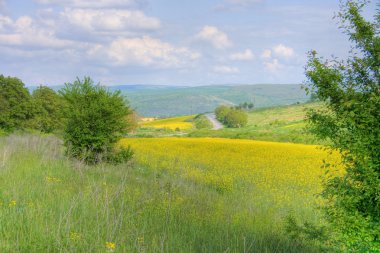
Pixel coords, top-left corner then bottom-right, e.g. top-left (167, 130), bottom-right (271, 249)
top-left (0, 0), bottom-right (377, 86)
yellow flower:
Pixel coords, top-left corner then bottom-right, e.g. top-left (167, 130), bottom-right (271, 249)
top-left (138, 236), bottom-right (144, 245)
top-left (45, 176), bottom-right (61, 183)
top-left (69, 232), bottom-right (81, 241)
top-left (105, 241), bottom-right (116, 251)
top-left (9, 200), bottom-right (16, 207)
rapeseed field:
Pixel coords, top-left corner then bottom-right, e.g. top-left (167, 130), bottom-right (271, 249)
top-left (120, 137), bottom-right (341, 218)
top-left (139, 115), bottom-right (194, 130)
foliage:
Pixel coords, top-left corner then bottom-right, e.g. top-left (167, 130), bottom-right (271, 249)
top-left (0, 75), bottom-right (32, 131)
top-left (28, 86), bottom-right (66, 133)
top-left (193, 114), bottom-right (213, 129)
top-left (304, 1), bottom-right (380, 251)
top-left (284, 215), bottom-right (332, 252)
top-left (214, 105), bottom-right (230, 122)
top-left (233, 102), bottom-right (254, 111)
top-left (59, 77), bottom-right (132, 164)
top-left (225, 109), bottom-right (248, 128)
top-left (215, 105), bottom-right (248, 128)
top-left (108, 146), bottom-right (134, 165)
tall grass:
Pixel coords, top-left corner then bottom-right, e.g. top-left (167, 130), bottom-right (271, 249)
top-left (0, 135), bottom-right (321, 252)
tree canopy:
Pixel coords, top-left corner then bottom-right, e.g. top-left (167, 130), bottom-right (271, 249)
top-left (60, 77), bottom-right (133, 164)
top-left (305, 0), bottom-right (379, 251)
top-left (0, 75), bottom-right (32, 131)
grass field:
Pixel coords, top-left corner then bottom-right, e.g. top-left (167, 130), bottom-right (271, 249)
top-left (0, 134), bottom-right (340, 252)
top-left (189, 102), bottom-right (326, 144)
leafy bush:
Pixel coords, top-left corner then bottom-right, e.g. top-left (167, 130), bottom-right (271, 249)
top-left (215, 106), bottom-right (248, 128)
top-left (108, 146), bottom-right (134, 165)
top-left (0, 75), bottom-right (32, 132)
top-left (60, 77), bottom-right (133, 164)
top-left (305, 1), bottom-right (380, 251)
top-left (224, 109), bottom-right (248, 128)
top-left (215, 105), bottom-right (230, 122)
top-left (193, 114), bottom-right (213, 129)
top-left (28, 86), bottom-right (66, 133)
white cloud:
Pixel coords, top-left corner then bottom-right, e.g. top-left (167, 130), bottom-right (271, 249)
top-left (264, 58), bottom-right (282, 72)
top-left (61, 8), bottom-right (161, 32)
top-left (196, 25), bottom-right (232, 49)
top-left (273, 44), bottom-right (294, 58)
top-left (229, 49), bottom-right (254, 61)
top-left (260, 49), bottom-right (271, 59)
top-left (0, 15), bottom-right (75, 49)
top-left (35, 0), bottom-right (139, 8)
top-left (213, 65), bottom-right (239, 74)
top-left (226, 0), bottom-right (263, 7)
top-left (88, 36), bottom-right (201, 68)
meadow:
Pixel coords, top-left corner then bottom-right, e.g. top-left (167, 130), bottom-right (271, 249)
top-left (0, 134), bottom-right (341, 252)
top-left (135, 102), bottom-right (326, 145)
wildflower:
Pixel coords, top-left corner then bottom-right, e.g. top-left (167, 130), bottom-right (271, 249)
top-left (69, 232), bottom-right (81, 241)
top-left (9, 200), bottom-right (16, 207)
top-left (138, 236), bottom-right (144, 245)
top-left (45, 176), bottom-right (61, 183)
top-left (105, 241), bottom-right (116, 251)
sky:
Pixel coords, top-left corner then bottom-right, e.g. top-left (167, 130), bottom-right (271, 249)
top-left (0, 0), bottom-right (377, 86)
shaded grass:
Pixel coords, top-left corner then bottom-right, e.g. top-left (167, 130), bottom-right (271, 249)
top-left (0, 135), bottom-right (322, 252)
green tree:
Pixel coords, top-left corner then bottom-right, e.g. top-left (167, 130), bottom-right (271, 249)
top-left (305, 0), bottom-right (379, 251)
top-left (60, 77), bottom-right (133, 164)
top-left (215, 105), bottom-right (231, 122)
top-left (0, 75), bottom-right (32, 131)
top-left (29, 86), bottom-right (66, 133)
top-left (224, 109), bottom-right (248, 128)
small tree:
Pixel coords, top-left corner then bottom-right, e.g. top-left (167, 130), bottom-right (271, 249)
top-left (29, 86), bottom-right (66, 133)
top-left (225, 109), bottom-right (248, 128)
top-left (60, 77), bottom-right (133, 164)
top-left (0, 75), bottom-right (32, 132)
top-left (305, 0), bottom-right (379, 251)
top-left (215, 105), bottom-right (231, 122)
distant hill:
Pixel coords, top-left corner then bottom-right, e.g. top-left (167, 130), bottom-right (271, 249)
top-left (114, 84), bottom-right (309, 117)
top-left (27, 84), bottom-right (310, 117)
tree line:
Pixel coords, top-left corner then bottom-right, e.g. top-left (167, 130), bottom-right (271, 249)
top-left (0, 75), bottom-right (136, 164)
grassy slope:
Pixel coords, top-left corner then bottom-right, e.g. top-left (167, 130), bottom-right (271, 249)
top-left (0, 135), bottom-right (327, 253)
top-left (189, 102), bottom-right (325, 144)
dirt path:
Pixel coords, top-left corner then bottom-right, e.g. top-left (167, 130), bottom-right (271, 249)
top-left (205, 113), bottom-right (223, 130)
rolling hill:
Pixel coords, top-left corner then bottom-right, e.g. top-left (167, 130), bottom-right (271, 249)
top-left (28, 84), bottom-right (310, 117)
top-left (114, 84), bottom-right (310, 117)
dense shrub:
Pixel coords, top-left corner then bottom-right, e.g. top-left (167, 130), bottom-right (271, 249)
top-left (304, 1), bottom-right (380, 251)
top-left (60, 77), bottom-right (133, 164)
top-left (215, 105), bottom-right (230, 122)
top-left (215, 105), bottom-right (248, 128)
top-left (224, 109), bottom-right (248, 128)
top-left (0, 75), bottom-right (32, 131)
top-left (193, 114), bottom-right (213, 129)
top-left (28, 86), bottom-right (66, 133)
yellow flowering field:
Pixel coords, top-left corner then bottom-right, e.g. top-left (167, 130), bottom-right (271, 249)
top-left (120, 137), bottom-right (341, 214)
top-left (139, 115), bottom-right (194, 130)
